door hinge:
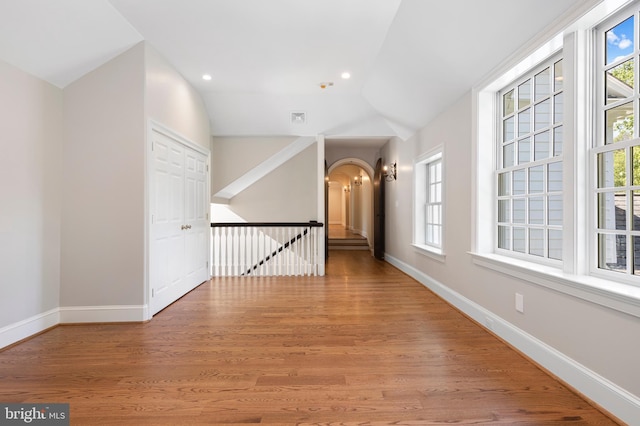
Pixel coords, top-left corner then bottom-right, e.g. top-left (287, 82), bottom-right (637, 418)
top-left (151, 288), bottom-right (155, 297)
top-left (206, 164), bottom-right (209, 172)
top-left (151, 214), bottom-right (154, 224)
top-left (151, 141), bottom-right (154, 152)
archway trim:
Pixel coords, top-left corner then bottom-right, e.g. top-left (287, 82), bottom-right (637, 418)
top-left (328, 158), bottom-right (375, 182)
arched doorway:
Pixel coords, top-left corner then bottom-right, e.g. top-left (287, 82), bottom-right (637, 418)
top-left (327, 158), bottom-right (375, 252)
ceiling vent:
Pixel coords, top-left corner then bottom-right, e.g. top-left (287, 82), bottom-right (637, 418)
top-left (291, 112), bottom-right (306, 124)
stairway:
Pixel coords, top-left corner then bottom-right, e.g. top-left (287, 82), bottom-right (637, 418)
top-left (328, 236), bottom-right (369, 251)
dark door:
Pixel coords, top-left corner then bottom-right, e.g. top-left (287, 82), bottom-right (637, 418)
top-left (324, 160), bottom-right (329, 260)
top-left (373, 158), bottom-right (385, 260)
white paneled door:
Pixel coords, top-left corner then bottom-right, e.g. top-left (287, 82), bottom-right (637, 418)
top-left (150, 128), bottom-right (209, 315)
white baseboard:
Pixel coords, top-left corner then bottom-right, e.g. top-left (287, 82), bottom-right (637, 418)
top-left (0, 308), bottom-right (60, 350)
top-left (385, 253), bottom-right (640, 425)
top-left (0, 305), bottom-right (150, 349)
top-left (60, 305), bottom-right (149, 323)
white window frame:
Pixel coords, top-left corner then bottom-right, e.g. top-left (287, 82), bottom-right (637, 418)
top-left (592, 7), bottom-right (640, 283)
top-left (413, 147), bottom-right (445, 261)
top-left (471, 0), bottom-right (640, 319)
top-left (496, 55), bottom-right (565, 265)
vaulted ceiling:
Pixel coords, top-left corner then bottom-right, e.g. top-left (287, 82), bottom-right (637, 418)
top-left (0, 0), bottom-right (585, 139)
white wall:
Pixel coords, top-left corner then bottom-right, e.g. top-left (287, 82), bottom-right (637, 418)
top-left (381, 91), bottom-right (640, 418)
top-left (61, 43), bottom-right (146, 308)
top-left (0, 60), bottom-right (63, 332)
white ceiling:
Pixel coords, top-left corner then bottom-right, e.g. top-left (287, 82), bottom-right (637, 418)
top-left (0, 0), bottom-right (585, 139)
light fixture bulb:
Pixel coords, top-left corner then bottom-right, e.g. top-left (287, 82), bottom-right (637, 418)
top-left (202, 74), bottom-right (212, 81)
top-left (341, 72), bottom-right (351, 79)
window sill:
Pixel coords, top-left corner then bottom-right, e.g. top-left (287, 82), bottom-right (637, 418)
top-left (413, 244), bottom-right (446, 263)
top-left (469, 252), bottom-right (640, 318)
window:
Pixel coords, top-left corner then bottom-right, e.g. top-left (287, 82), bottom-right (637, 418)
top-left (595, 10), bottom-right (640, 276)
top-left (426, 157), bottom-right (443, 248)
top-left (414, 149), bottom-right (444, 258)
top-left (473, 0), bottom-right (640, 319)
top-left (497, 56), bottom-right (564, 262)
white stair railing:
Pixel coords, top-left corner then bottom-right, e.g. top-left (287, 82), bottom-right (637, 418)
top-left (211, 222), bottom-right (324, 277)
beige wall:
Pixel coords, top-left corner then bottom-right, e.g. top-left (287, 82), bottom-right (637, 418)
top-left (61, 43), bottom-right (146, 307)
top-left (352, 174), bottom-right (373, 242)
top-left (145, 45), bottom-right (210, 150)
top-left (0, 40), bottom-right (210, 338)
top-left (0, 59), bottom-right (63, 329)
top-left (328, 182), bottom-right (343, 225)
top-left (325, 145), bottom-right (380, 170)
top-left (229, 144), bottom-right (318, 222)
top-left (60, 42), bottom-right (211, 311)
top-left (381, 91), bottom-right (640, 400)
top-left (211, 136), bottom-right (295, 195)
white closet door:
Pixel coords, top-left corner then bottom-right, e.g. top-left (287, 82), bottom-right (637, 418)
top-left (150, 129), bottom-right (208, 315)
top-left (183, 147), bottom-right (209, 285)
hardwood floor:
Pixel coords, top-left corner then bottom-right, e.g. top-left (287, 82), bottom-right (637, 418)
top-left (327, 224), bottom-right (365, 240)
top-left (0, 251), bottom-right (617, 424)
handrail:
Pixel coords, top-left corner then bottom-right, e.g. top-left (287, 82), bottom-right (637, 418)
top-left (211, 221), bottom-right (323, 228)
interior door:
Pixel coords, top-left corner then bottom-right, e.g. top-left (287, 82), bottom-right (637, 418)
top-left (150, 128), bottom-right (209, 315)
top-left (183, 148), bottom-right (209, 284)
top-left (374, 158), bottom-right (385, 260)
top-left (324, 160), bottom-right (329, 260)
top-left (151, 131), bottom-right (186, 313)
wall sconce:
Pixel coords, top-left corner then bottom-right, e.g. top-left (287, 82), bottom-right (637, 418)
top-left (353, 174), bottom-right (363, 186)
top-left (383, 162), bottom-right (397, 182)
top-left (344, 185), bottom-right (351, 193)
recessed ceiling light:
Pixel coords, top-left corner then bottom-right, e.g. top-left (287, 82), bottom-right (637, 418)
top-left (341, 72), bottom-right (351, 79)
top-left (202, 74), bottom-right (212, 81)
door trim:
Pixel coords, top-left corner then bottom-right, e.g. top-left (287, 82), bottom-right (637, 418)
top-left (145, 120), bottom-right (211, 320)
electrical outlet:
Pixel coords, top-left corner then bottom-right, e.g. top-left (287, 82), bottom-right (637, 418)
top-left (515, 293), bottom-right (524, 313)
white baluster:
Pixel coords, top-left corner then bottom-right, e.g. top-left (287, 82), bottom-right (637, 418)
top-left (312, 226), bottom-right (318, 276)
top-left (211, 228), bottom-right (220, 277)
top-left (305, 226), bottom-right (308, 275)
top-left (224, 226), bottom-right (229, 277)
top-left (275, 227), bottom-right (280, 276)
top-left (236, 226), bottom-right (241, 276)
top-left (294, 226), bottom-right (300, 276)
top-left (228, 226), bottom-right (232, 276)
top-left (257, 227), bottom-right (262, 276)
top-left (241, 227), bottom-right (245, 276)
top-left (248, 226), bottom-right (253, 276)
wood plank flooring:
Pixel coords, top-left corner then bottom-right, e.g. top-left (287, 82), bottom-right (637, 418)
top-left (0, 251), bottom-right (618, 424)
